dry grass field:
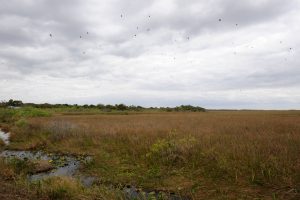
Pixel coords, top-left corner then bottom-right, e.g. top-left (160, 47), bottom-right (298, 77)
top-left (1, 110), bottom-right (300, 199)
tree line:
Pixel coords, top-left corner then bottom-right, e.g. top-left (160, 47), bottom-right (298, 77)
top-left (0, 99), bottom-right (205, 112)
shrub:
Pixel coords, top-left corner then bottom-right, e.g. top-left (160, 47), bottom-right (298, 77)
top-left (15, 118), bottom-right (28, 128)
top-left (0, 107), bottom-right (50, 124)
top-left (0, 108), bottom-right (16, 123)
top-left (16, 107), bottom-right (51, 118)
top-left (7, 158), bottom-right (34, 175)
top-left (146, 134), bottom-right (198, 166)
top-left (40, 177), bottom-right (82, 200)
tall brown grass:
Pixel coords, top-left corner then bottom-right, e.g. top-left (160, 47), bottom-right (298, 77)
top-left (8, 111), bottom-right (300, 199)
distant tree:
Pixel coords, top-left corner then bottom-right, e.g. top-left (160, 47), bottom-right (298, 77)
top-left (96, 104), bottom-right (105, 109)
top-left (7, 99), bottom-right (23, 107)
top-left (175, 105), bottom-right (205, 112)
top-left (89, 104), bottom-right (96, 108)
top-left (0, 101), bottom-right (6, 107)
top-left (165, 107), bottom-right (172, 112)
top-left (105, 104), bottom-right (115, 110)
top-left (115, 104), bottom-right (127, 111)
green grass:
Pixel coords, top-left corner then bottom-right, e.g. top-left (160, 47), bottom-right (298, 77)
top-left (0, 107), bottom-right (51, 125)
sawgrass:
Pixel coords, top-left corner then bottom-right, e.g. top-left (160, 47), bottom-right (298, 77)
top-left (2, 110), bottom-right (300, 199)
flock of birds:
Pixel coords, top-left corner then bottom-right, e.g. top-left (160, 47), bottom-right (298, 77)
top-left (48, 14), bottom-right (294, 61)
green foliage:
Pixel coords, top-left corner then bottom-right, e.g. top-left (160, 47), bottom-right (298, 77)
top-left (7, 158), bottom-right (34, 175)
top-left (48, 187), bottom-right (69, 200)
top-left (146, 134), bottom-right (198, 166)
top-left (15, 118), bottom-right (28, 128)
top-left (15, 107), bottom-right (51, 118)
top-left (0, 107), bottom-right (51, 124)
top-left (1, 99), bottom-right (206, 113)
top-left (175, 105), bottom-right (206, 112)
top-left (0, 108), bottom-right (16, 123)
top-left (115, 103), bottom-right (127, 111)
top-left (38, 178), bottom-right (82, 200)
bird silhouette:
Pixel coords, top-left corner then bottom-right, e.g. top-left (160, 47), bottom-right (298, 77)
top-left (80, 36), bottom-right (82, 38)
top-left (219, 18), bottom-right (222, 22)
top-left (121, 14), bottom-right (123, 18)
top-left (87, 32), bottom-right (89, 34)
top-left (49, 33), bottom-right (52, 37)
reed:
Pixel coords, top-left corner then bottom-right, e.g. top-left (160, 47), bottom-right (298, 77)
top-left (2, 110), bottom-right (300, 199)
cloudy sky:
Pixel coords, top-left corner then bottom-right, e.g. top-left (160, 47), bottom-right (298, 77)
top-left (0, 0), bottom-right (299, 109)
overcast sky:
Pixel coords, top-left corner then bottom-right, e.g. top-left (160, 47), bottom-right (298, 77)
top-left (0, 0), bottom-right (299, 109)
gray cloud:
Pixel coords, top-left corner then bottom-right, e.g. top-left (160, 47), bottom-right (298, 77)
top-left (0, 0), bottom-right (299, 109)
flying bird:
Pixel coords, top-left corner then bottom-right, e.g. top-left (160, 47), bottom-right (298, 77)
top-left (80, 36), bottom-right (82, 38)
top-left (121, 14), bottom-right (123, 18)
top-left (49, 33), bottom-right (52, 37)
top-left (87, 32), bottom-right (89, 34)
top-left (219, 18), bottom-right (222, 22)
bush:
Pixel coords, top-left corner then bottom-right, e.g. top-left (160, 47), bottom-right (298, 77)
top-left (146, 134), bottom-right (198, 166)
top-left (0, 107), bottom-right (51, 124)
top-left (7, 158), bottom-right (34, 175)
top-left (39, 177), bottom-right (82, 200)
top-left (0, 109), bottom-right (16, 123)
top-left (16, 107), bottom-right (51, 118)
top-left (15, 118), bottom-right (28, 128)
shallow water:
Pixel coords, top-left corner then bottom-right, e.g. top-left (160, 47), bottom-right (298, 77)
top-left (0, 129), bottom-right (10, 145)
top-left (0, 150), bottom-right (91, 183)
top-left (1, 150), bottom-right (50, 160)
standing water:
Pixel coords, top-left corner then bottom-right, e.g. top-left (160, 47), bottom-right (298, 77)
top-left (0, 129), bottom-right (10, 145)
